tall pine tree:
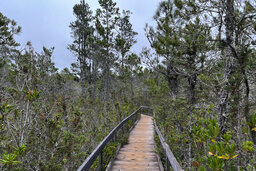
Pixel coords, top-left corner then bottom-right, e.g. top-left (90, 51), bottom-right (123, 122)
top-left (69, 0), bottom-right (94, 103)
top-left (95, 0), bottom-right (119, 101)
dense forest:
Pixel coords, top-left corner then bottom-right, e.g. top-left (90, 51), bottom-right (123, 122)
top-left (1, 0), bottom-right (256, 170)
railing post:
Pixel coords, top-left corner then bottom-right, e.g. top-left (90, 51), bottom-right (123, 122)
top-left (114, 132), bottom-right (116, 142)
top-left (99, 152), bottom-right (103, 171)
top-left (166, 154), bottom-right (170, 171)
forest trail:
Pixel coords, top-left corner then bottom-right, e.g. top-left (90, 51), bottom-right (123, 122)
top-left (110, 114), bottom-right (161, 171)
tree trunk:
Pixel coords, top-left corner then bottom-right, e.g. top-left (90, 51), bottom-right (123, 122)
top-left (187, 73), bottom-right (197, 171)
top-left (80, 66), bottom-right (87, 104)
top-left (167, 61), bottom-right (178, 99)
top-left (103, 62), bottom-right (110, 102)
top-left (243, 71), bottom-right (256, 144)
top-left (230, 76), bottom-right (242, 170)
top-left (130, 76), bottom-right (134, 98)
top-left (218, 0), bottom-right (234, 135)
top-left (92, 59), bottom-right (97, 102)
top-left (236, 99), bottom-right (241, 171)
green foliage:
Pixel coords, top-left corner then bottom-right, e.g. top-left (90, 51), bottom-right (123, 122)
top-left (0, 12), bottom-right (21, 47)
top-left (1, 0), bottom-right (256, 170)
top-left (0, 101), bottom-right (14, 115)
top-left (248, 113), bottom-right (256, 128)
top-left (242, 141), bottom-right (255, 152)
top-left (174, 0), bottom-right (183, 9)
top-left (26, 90), bottom-right (39, 101)
top-left (0, 153), bottom-right (22, 166)
top-left (146, 0), bottom-right (256, 169)
top-left (207, 119), bottom-right (219, 139)
top-left (0, 144), bottom-right (25, 167)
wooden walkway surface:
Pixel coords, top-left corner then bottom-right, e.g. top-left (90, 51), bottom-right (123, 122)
top-left (110, 114), bottom-right (161, 171)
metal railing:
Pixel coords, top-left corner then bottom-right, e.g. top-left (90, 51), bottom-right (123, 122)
top-left (143, 106), bottom-right (184, 171)
top-left (77, 106), bottom-right (183, 171)
top-left (154, 119), bottom-right (184, 171)
top-left (77, 107), bottom-right (141, 171)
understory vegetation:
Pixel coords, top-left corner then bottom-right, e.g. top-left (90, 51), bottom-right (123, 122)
top-left (1, 0), bottom-right (256, 170)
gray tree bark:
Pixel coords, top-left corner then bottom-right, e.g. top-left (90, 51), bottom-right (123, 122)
top-left (218, 0), bottom-right (235, 135)
top-left (167, 61), bottom-right (178, 99)
top-left (243, 71), bottom-right (256, 144)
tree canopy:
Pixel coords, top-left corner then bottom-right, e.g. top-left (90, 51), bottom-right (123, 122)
top-left (0, 0), bottom-right (256, 170)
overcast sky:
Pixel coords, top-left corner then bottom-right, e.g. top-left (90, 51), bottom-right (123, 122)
top-left (0, 0), bottom-right (161, 70)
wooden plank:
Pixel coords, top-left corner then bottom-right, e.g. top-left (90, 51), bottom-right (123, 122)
top-left (110, 114), bottom-right (161, 171)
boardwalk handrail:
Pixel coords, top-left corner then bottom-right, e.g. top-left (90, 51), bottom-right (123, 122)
top-left (142, 106), bottom-right (184, 171)
top-left (77, 106), bottom-right (183, 171)
top-left (77, 107), bottom-right (142, 171)
top-left (154, 120), bottom-right (184, 171)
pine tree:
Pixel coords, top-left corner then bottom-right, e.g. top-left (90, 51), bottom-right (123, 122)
top-left (95, 0), bottom-right (119, 101)
top-left (69, 0), bottom-right (94, 103)
top-left (0, 12), bottom-right (21, 68)
top-left (146, 0), bottom-right (179, 99)
top-left (0, 12), bottom-right (21, 48)
top-left (147, 0), bottom-right (212, 169)
top-left (115, 10), bottom-right (137, 77)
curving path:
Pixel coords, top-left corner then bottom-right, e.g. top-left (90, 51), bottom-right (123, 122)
top-left (110, 114), bottom-right (161, 171)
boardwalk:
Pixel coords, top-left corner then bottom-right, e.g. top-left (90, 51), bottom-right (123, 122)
top-left (110, 114), bottom-right (161, 171)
